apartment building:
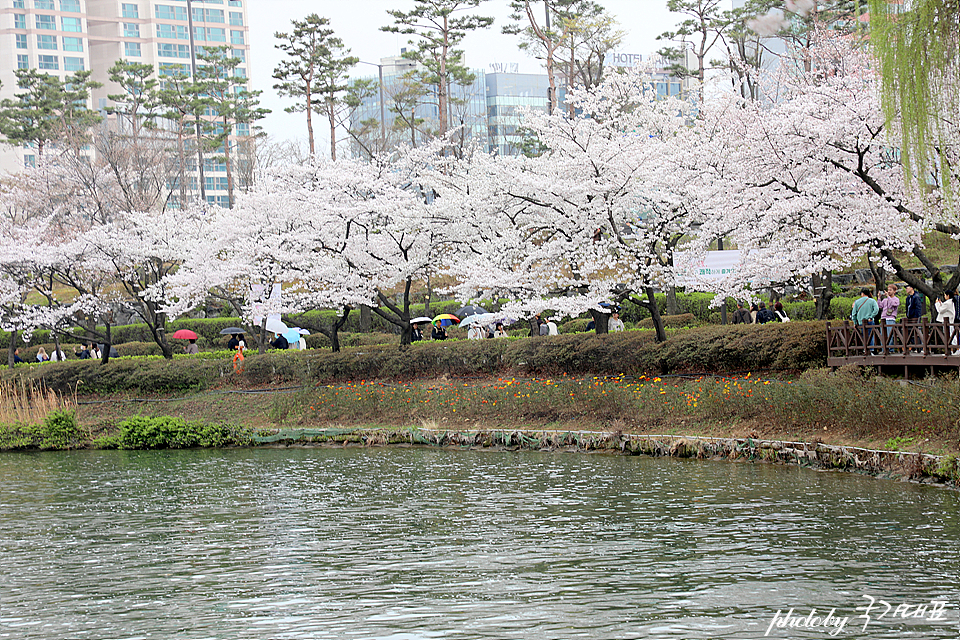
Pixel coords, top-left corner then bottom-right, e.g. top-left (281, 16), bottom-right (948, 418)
top-left (0, 0), bottom-right (251, 207)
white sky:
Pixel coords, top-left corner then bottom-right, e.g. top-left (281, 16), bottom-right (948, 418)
top-left (248, 0), bottom-right (689, 150)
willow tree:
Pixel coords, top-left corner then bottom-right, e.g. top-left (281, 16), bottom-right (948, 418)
top-left (868, 0), bottom-right (960, 202)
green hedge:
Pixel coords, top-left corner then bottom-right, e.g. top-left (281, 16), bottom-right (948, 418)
top-left (2, 322), bottom-right (827, 393)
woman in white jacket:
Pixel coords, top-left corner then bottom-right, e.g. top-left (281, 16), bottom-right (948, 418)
top-left (936, 291), bottom-right (957, 352)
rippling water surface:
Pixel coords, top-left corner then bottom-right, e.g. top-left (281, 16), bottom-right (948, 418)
top-left (0, 447), bottom-right (958, 639)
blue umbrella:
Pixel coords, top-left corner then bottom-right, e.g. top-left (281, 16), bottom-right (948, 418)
top-left (283, 328), bottom-right (302, 344)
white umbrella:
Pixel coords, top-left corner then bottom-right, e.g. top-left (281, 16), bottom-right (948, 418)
top-left (410, 316), bottom-right (433, 324)
top-left (460, 313), bottom-right (498, 326)
top-left (298, 328), bottom-right (311, 335)
top-left (265, 318), bottom-right (288, 334)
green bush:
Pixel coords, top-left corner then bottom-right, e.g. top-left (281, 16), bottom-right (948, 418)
top-left (116, 416), bottom-right (254, 449)
top-left (637, 313), bottom-right (698, 329)
top-left (0, 322), bottom-right (828, 393)
top-left (39, 409), bottom-right (84, 450)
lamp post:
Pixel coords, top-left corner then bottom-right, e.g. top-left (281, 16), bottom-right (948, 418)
top-left (357, 60), bottom-right (386, 153)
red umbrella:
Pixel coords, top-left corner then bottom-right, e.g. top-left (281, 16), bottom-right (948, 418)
top-left (171, 329), bottom-right (198, 340)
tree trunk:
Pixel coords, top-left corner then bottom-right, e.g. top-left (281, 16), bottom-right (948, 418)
top-left (7, 329), bottom-right (17, 369)
top-left (223, 121), bottom-right (234, 208)
top-left (589, 308), bottom-right (609, 334)
top-left (328, 101), bottom-right (336, 161)
top-left (258, 317), bottom-right (268, 355)
top-left (306, 89), bottom-right (315, 156)
top-left (360, 304), bottom-right (371, 333)
top-left (100, 323), bottom-right (112, 365)
top-left (867, 253), bottom-right (886, 294)
top-left (665, 286), bottom-right (678, 316)
top-left (330, 308), bottom-right (350, 353)
top-left (814, 270), bottom-right (834, 320)
top-left (632, 288), bottom-right (666, 343)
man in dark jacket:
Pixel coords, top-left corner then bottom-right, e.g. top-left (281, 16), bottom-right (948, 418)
top-left (755, 302), bottom-right (776, 324)
top-left (905, 285), bottom-right (923, 351)
top-left (732, 303), bottom-right (751, 324)
top-left (270, 333), bottom-right (289, 350)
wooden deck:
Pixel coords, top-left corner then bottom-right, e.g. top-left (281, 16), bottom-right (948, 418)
top-left (826, 319), bottom-right (960, 376)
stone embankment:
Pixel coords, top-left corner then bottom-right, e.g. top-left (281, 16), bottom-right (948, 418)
top-left (255, 428), bottom-right (960, 488)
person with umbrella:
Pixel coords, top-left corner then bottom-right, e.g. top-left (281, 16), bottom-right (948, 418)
top-left (270, 332), bottom-right (289, 350)
top-left (431, 322), bottom-right (447, 340)
top-left (172, 329), bottom-right (200, 354)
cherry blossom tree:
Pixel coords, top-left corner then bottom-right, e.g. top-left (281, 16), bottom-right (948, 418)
top-left (696, 32), bottom-right (935, 316)
top-left (436, 68), bottom-right (709, 341)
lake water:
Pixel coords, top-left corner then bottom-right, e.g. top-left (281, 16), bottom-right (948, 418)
top-left (0, 447), bottom-right (957, 639)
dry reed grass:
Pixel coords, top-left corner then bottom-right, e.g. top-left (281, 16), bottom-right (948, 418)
top-left (0, 379), bottom-right (71, 425)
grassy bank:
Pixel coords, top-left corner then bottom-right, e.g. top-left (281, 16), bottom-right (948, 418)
top-left (3, 370), bottom-right (959, 485)
top-left (1, 321), bottom-right (827, 394)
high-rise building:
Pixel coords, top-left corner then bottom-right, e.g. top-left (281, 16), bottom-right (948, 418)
top-left (349, 53), bottom-right (488, 158)
top-left (0, 0), bottom-right (251, 206)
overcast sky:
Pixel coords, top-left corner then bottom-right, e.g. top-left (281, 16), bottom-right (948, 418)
top-left (248, 1), bottom-right (689, 150)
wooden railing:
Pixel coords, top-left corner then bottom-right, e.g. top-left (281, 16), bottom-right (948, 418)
top-left (826, 319), bottom-right (960, 370)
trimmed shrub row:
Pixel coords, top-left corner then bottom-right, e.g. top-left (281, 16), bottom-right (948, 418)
top-left (2, 321), bottom-right (828, 394)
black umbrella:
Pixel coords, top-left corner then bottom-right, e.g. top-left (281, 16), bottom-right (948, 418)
top-left (219, 327), bottom-right (246, 335)
top-left (455, 304), bottom-right (488, 318)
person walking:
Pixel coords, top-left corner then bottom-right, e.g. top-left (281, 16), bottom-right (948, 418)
top-left (878, 284), bottom-right (900, 351)
top-left (851, 288), bottom-right (880, 353)
top-left (905, 285), bottom-right (923, 352)
top-left (936, 291), bottom-right (957, 353)
top-left (36, 347), bottom-right (48, 363)
top-left (608, 312), bottom-right (625, 332)
top-left (732, 303), bottom-right (751, 324)
top-left (546, 317), bottom-right (559, 335)
top-left (773, 302), bottom-right (790, 322)
top-left (755, 302), bottom-right (776, 324)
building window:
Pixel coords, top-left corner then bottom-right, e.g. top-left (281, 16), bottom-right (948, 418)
top-left (13, 0), bottom-right (25, 7)
top-left (206, 195), bottom-right (229, 208)
top-left (35, 0), bottom-right (55, 9)
top-left (159, 62), bottom-right (190, 76)
top-left (205, 176), bottom-right (229, 191)
top-left (235, 122), bottom-right (249, 136)
top-left (229, 0), bottom-right (241, 6)
top-left (158, 43), bottom-right (189, 58)
top-left (17, 54), bottom-right (29, 69)
top-left (24, 155), bottom-right (36, 168)
top-left (14, 14), bottom-right (26, 29)
top-left (233, 67), bottom-right (246, 78)
top-left (60, 0), bottom-right (80, 11)
top-left (192, 7), bottom-right (224, 23)
top-left (203, 158), bottom-right (225, 172)
top-left (195, 27), bottom-right (226, 42)
top-left (36, 14), bottom-right (57, 30)
top-left (61, 17), bottom-right (82, 32)
top-left (157, 23), bottom-right (188, 39)
top-left (38, 54), bottom-right (58, 69)
top-left (15, 34), bottom-right (28, 49)
top-left (121, 3), bottom-right (139, 18)
top-left (155, 4), bottom-right (188, 21)
top-left (229, 11), bottom-right (242, 26)
top-left (124, 42), bottom-right (141, 57)
top-left (37, 35), bottom-right (57, 50)
top-left (231, 48), bottom-right (245, 61)
top-left (230, 29), bottom-right (243, 44)
top-left (63, 36), bottom-right (83, 51)
top-left (123, 23), bottom-right (140, 38)
top-left (64, 56), bottom-right (83, 71)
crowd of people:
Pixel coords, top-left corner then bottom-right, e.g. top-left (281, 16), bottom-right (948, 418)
top-left (731, 301), bottom-right (790, 324)
top-left (848, 283), bottom-right (960, 353)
